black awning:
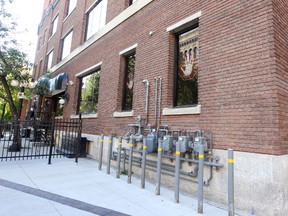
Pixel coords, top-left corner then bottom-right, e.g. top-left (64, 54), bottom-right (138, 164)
top-left (49, 73), bottom-right (68, 96)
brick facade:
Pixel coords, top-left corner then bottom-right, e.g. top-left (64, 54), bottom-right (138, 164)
top-left (34, 0), bottom-right (288, 155)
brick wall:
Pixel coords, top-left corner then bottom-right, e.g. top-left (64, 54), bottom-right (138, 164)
top-left (273, 0), bottom-right (288, 154)
top-left (34, 0), bottom-right (288, 155)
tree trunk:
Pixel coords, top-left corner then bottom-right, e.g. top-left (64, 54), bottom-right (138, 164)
top-left (0, 75), bottom-right (18, 117)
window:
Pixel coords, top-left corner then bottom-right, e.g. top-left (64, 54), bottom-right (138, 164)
top-left (37, 36), bottom-right (42, 51)
top-left (38, 59), bottom-right (43, 78)
top-left (51, 15), bottom-right (59, 36)
top-left (43, 28), bottom-right (47, 46)
top-left (85, 0), bottom-right (107, 40)
top-left (78, 70), bottom-right (101, 114)
top-left (46, 50), bottom-right (53, 71)
top-left (122, 53), bottom-right (135, 111)
top-left (174, 26), bottom-right (199, 107)
top-left (129, 0), bottom-right (139, 5)
top-left (67, 0), bottom-right (77, 16)
top-left (61, 30), bottom-right (73, 60)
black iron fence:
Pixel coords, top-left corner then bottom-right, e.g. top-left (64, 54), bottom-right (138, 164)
top-left (0, 114), bottom-right (84, 163)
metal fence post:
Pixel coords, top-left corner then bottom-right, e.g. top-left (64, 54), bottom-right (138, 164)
top-left (98, 134), bottom-right (104, 170)
top-left (128, 137), bottom-right (134, 183)
top-left (116, 137), bottom-right (122, 178)
top-left (174, 141), bottom-right (181, 203)
top-left (48, 113), bottom-right (56, 165)
top-left (107, 134), bottom-right (113, 174)
top-left (141, 137), bottom-right (147, 189)
top-left (228, 149), bottom-right (234, 216)
top-left (156, 139), bottom-right (163, 195)
top-left (75, 114), bottom-right (82, 163)
top-left (198, 144), bottom-right (204, 214)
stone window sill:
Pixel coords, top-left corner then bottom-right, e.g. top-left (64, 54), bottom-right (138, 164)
top-left (162, 105), bottom-right (201, 115)
top-left (113, 110), bottom-right (134, 118)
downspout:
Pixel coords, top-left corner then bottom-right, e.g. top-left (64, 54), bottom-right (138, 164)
top-left (158, 77), bottom-right (162, 126)
top-left (143, 79), bottom-right (149, 124)
top-left (154, 77), bottom-right (158, 128)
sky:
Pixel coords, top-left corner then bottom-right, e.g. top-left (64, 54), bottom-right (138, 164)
top-left (7, 0), bottom-right (44, 63)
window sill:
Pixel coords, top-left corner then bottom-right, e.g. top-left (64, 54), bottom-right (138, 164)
top-left (70, 113), bottom-right (98, 119)
top-left (162, 105), bottom-right (201, 115)
top-left (113, 110), bottom-right (134, 118)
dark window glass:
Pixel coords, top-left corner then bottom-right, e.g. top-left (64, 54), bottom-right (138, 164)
top-left (129, 0), bottom-right (138, 6)
top-left (122, 53), bottom-right (135, 111)
top-left (78, 70), bottom-right (101, 114)
top-left (175, 28), bottom-right (199, 106)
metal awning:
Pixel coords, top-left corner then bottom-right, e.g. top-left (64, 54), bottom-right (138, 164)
top-left (49, 73), bottom-right (68, 96)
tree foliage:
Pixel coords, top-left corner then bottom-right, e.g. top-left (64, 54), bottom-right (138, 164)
top-left (79, 72), bottom-right (100, 114)
top-left (0, 0), bottom-right (32, 119)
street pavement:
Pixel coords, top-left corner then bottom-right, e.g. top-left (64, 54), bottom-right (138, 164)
top-left (0, 157), bottom-right (230, 216)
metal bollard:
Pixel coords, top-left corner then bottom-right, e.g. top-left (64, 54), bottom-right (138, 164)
top-left (107, 134), bottom-right (113, 174)
top-left (156, 139), bottom-right (163, 195)
top-left (127, 137), bottom-right (134, 184)
top-left (141, 137), bottom-right (147, 189)
top-left (98, 134), bottom-right (104, 170)
top-left (174, 142), bottom-right (181, 203)
top-left (198, 144), bottom-right (204, 214)
top-left (116, 137), bottom-right (122, 178)
top-left (228, 149), bottom-right (234, 216)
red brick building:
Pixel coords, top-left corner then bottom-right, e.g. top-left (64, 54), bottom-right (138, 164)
top-left (34, 0), bottom-right (288, 215)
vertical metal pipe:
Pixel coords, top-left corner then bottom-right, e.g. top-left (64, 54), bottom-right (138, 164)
top-left (155, 139), bottom-right (163, 195)
top-left (155, 78), bottom-right (158, 117)
top-left (198, 145), bottom-right (204, 214)
top-left (154, 78), bottom-right (158, 128)
top-left (143, 80), bottom-right (149, 123)
top-left (107, 134), bottom-right (113, 174)
top-left (141, 137), bottom-right (147, 189)
top-left (228, 149), bottom-right (234, 216)
top-left (127, 137), bottom-right (134, 183)
top-left (158, 77), bottom-right (162, 125)
top-left (174, 142), bottom-right (180, 203)
top-left (116, 137), bottom-right (122, 178)
top-left (98, 134), bottom-right (104, 170)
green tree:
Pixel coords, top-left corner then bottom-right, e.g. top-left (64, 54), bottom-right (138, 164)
top-left (0, 0), bottom-right (33, 119)
top-left (80, 72), bottom-right (100, 114)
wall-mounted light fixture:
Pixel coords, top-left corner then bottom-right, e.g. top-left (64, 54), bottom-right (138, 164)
top-left (59, 92), bottom-right (69, 105)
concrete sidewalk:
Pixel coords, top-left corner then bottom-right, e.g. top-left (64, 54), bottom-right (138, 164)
top-left (0, 158), bottom-right (229, 216)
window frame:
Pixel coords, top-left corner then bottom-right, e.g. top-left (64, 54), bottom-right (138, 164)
top-left (43, 28), bottom-right (48, 46)
top-left (85, 0), bottom-right (107, 41)
top-left (129, 0), bottom-right (139, 6)
top-left (77, 69), bottom-right (101, 115)
top-left (122, 52), bottom-right (136, 111)
top-left (66, 0), bottom-right (77, 17)
top-left (46, 50), bottom-right (54, 71)
top-left (173, 23), bottom-right (199, 108)
top-left (37, 35), bottom-right (42, 51)
top-left (61, 30), bottom-right (73, 60)
top-left (51, 14), bottom-right (59, 37)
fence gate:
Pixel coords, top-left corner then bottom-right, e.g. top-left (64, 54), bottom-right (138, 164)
top-left (0, 114), bottom-right (83, 163)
